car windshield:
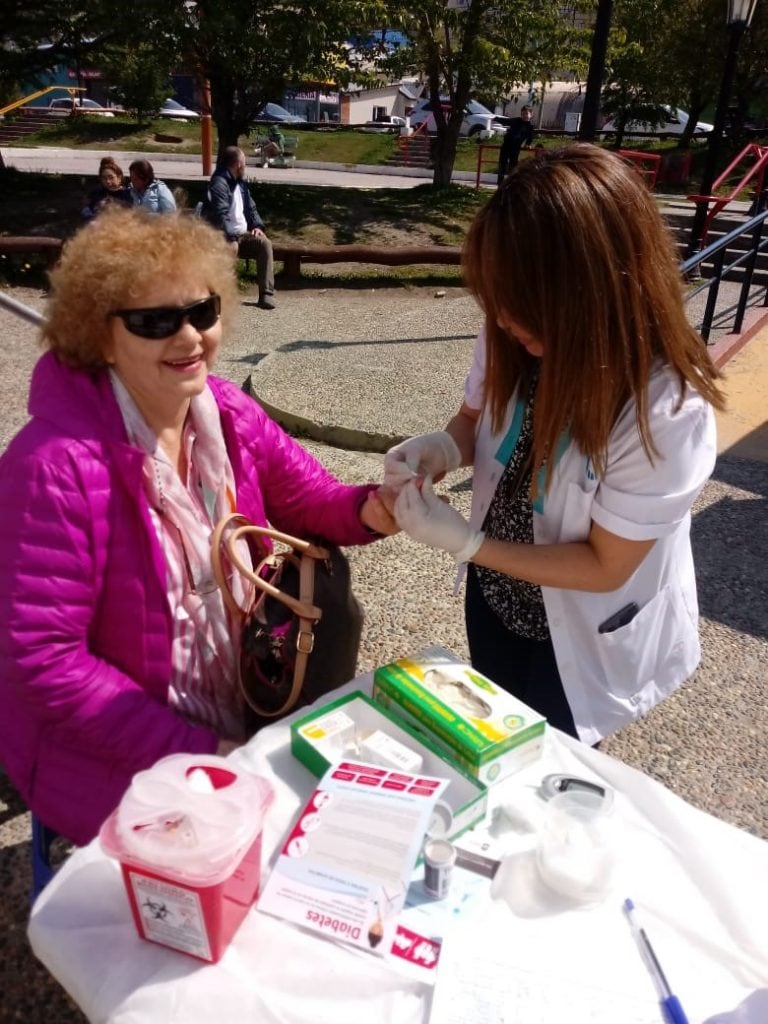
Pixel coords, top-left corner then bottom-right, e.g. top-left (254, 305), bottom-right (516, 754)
top-left (263, 103), bottom-right (293, 118)
top-left (465, 100), bottom-right (493, 115)
top-left (163, 100), bottom-right (184, 110)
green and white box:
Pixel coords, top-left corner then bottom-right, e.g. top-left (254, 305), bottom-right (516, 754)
top-left (291, 691), bottom-right (488, 842)
top-left (372, 648), bottom-right (546, 785)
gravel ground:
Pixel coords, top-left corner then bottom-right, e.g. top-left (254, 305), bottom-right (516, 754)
top-left (0, 280), bottom-right (766, 1023)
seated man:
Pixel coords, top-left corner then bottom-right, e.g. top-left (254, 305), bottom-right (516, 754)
top-left (265, 123), bottom-right (286, 160)
top-left (203, 146), bottom-right (276, 310)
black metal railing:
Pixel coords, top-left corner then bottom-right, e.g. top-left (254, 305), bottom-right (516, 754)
top-left (680, 206), bottom-right (768, 341)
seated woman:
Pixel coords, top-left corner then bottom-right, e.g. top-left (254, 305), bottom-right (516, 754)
top-left (81, 156), bottom-right (132, 219)
top-left (128, 159), bottom-right (177, 214)
top-left (0, 208), bottom-right (396, 846)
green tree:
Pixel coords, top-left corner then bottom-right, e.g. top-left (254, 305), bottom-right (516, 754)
top-left (100, 44), bottom-right (172, 125)
top-left (600, 0), bottom-right (674, 148)
top-left (376, 1), bottom-right (592, 188)
top-left (174, 0), bottom-right (369, 155)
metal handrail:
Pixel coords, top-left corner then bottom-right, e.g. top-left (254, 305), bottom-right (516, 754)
top-left (680, 205), bottom-right (768, 340)
top-left (475, 143), bottom-right (501, 187)
top-left (0, 86), bottom-right (84, 118)
top-left (687, 142), bottom-right (768, 248)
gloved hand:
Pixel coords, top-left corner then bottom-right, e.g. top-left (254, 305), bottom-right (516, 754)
top-left (394, 477), bottom-right (485, 564)
top-left (383, 431), bottom-right (461, 489)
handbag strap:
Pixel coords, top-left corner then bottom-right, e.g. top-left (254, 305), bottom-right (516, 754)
top-left (210, 512), bottom-right (330, 718)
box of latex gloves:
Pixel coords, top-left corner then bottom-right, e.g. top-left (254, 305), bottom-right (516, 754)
top-left (291, 690), bottom-right (487, 843)
top-left (373, 647), bottom-right (546, 785)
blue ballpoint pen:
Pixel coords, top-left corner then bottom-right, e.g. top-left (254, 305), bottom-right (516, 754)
top-left (624, 898), bottom-right (690, 1024)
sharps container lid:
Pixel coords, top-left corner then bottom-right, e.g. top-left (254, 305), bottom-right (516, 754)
top-left (102, 753), bottom-right (273, 886)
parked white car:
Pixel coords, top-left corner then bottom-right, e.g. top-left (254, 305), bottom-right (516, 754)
top-left (158, 98), bottom-right (199, 121)
top-left (48, 97), bottom-right (115, 117)
top-left (601, 106), bottom-right (713, 138)
top-left (359, 114), bottom-right (407, 133)
top-left (409, 98), bottom-right (506, 137)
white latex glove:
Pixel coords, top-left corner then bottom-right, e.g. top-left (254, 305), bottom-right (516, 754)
top-left (383, 431), bottom-right (461, 489)
top-left (394, 477), bottom-right (485, 564)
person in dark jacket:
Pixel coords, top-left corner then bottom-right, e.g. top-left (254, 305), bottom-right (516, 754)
top-left (497, 106), bottom-right (535, 186)
top-left (204, 146), bottom-right (276, 310)
top-left (81, 156), bottom-right (132, 220)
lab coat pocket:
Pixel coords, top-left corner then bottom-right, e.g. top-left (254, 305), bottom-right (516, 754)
top-left (594, 583), bottom-right (687, 708)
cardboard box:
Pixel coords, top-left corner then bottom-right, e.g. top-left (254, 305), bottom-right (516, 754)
top-left (372, 649), bottom-right (546, 785)
top-left (291, 691), bottom-right (488, 842)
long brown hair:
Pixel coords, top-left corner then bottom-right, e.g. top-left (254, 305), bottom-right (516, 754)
top-left (463, 144), bottom-right (724, 490)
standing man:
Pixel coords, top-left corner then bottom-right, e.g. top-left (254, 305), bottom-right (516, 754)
top-left (497, 105), bottom-right (535, 186)
top-left (203, 146), bottom-right (276, 310)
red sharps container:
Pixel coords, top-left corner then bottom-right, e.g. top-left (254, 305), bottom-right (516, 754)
top-left (100, 753), bottom-right (273, 963)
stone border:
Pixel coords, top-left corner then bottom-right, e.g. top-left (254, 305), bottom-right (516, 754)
top-left (242, 375), bottom-right (406, 453)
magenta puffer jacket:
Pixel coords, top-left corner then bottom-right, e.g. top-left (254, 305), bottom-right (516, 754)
top-left (0, 353), bottom-right (377, 845)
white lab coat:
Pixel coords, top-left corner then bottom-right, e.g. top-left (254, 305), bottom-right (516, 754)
top-left (463, 333), bottom-right (717, 744)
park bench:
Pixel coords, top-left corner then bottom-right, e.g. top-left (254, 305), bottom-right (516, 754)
top-left (239, 238), bottom-right (463, 282)
top-left (0, 235), bottom-right (463, 286)
top-left (0, 236), bottom-right (63, 267)
top-left (252, 134), bottom-right (299, 168)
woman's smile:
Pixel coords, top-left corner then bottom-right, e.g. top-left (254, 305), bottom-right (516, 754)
top-left (105, 275), bottom-right (222, 432)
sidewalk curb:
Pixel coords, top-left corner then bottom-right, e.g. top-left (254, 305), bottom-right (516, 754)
top-left (242, 375), bottom-right (406, 453)
top-left (709, 306), bottom-right (768, 369)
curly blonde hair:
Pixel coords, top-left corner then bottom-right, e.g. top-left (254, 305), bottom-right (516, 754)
top-left (44, 207), bottom-right (239, 369)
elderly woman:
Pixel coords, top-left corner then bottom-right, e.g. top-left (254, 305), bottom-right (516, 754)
top-left (128, 158), bottom-right (177, 214)
top-left (0, 209), bottom-right (395, 846)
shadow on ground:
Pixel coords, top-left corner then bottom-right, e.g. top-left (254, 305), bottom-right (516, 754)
top-left (694, 454), bottom-right (767, 639)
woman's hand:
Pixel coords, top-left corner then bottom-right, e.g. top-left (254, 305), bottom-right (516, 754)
top-left (383, 431), bottom-right (461, 489)
top-left (360, 488), bottom-right (400, 536)
top-left (395, 478), bottom-right (484, 563)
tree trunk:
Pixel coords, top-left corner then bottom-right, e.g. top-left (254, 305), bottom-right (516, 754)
top-left (611, 113), bottom-right (627, 150)
top-left (431, 123), bottom-right (462, 188)
top-left (210, 78), bottom-right (249, 157)
top-left (680, 98), bottom-right (707, 151)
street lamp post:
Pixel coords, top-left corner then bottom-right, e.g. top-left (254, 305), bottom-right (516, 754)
top-left (686, 0), bottom-right (759, 256)
top-left (200, 79), bottom-right (213, 177)
top-left (184, 0), bottom-right (214, 176)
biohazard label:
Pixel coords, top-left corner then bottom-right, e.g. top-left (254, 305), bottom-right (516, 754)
top-left (129, 872), bottom-right (211, 961)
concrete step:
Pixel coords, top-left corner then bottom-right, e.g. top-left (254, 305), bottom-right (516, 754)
top-left (385, 156), bottom-right (433, 169)
top-left (663, 208), bottom-right (768, 284)
top-left (0, 113), bottom-right (58, 144)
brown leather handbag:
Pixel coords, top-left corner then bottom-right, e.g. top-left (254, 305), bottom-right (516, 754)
top-left (211, 513), bottom-right (363, 731)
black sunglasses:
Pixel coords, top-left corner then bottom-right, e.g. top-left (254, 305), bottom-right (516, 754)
top-left (110, 294), bottom-right (221, 340)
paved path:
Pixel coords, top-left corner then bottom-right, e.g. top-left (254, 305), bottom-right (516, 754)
top-left (0, 275), bottom-right (766, 1021)
top-left (2, 145), bottom-right (450, 190)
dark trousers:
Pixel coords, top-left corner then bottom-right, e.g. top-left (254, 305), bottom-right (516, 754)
top-left (465, 565), bottom-right (579, 739)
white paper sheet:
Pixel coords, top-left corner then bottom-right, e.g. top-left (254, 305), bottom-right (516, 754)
top-left (429, 898), bottom-right (663, 1024)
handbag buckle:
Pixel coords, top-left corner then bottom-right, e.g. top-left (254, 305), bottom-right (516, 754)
top-left (297, 629), bottom-right (315, 654)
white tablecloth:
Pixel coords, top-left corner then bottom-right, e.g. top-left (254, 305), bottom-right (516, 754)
top-left (28, 675), bottom-right (768, 1024)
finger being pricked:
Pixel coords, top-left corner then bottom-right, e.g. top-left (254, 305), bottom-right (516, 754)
top-left (361, 489), bottom-right (400, 536)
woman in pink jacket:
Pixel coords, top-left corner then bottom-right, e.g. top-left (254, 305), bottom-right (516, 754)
top-left (0, 208), bottom-right (395, 845)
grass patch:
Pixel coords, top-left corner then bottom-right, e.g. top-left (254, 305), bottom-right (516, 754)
top-left (238, 260), bottom-right (464, 289)
top-left (18, 115), bottom-right (208, 155)
top-left (0, 167), bottom-right (488, 251)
